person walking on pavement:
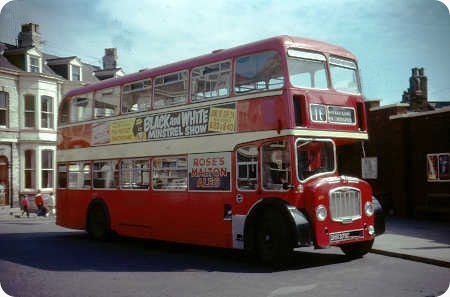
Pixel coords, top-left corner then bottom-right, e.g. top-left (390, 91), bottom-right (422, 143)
top-left (21, 194), bottom-right (30, 217)
top-left (34, 190), bottom-right (48, 217)
top-left (48, 191), bottom-right (56, 215)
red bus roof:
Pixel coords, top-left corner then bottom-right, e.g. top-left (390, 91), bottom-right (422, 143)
top-left (63, 35), bottom-right (355, 99)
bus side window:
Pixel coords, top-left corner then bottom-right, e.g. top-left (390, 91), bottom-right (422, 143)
top-left (236, 145), bottom-right (258, 191)
top-left (60, 100), bottom-right (70, 124)
top-left (191, 61), bottom-right (231, 102)
top-left (57, 163), bottom-right (67, 188)
top-left (120, 159), bottom-right (150, 190)
top-left (261, 141), bottom-right (291, 191)
top-left (122, 80), bottom-right (152, 113)
top-left (71, 94), bottom-right (93, 122)
top-left (94, 87), bottom-right (120, 118)
top-left (93, 160), bottom-right (118, 189)
top-left (154, 71), bottom-right (188, 109)
top-left (152, 157), bottom-right (187, 190)
top-left (68, 162), bottom-right (91, 189)
top-left (235, 51), bottom-right (284, 94)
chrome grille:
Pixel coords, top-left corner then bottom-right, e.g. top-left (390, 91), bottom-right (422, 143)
top-left (329, 188), bottom-right (361, 222)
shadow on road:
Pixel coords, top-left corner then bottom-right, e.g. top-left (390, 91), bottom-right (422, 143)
top-left (0, 231), bottom-right (352, 273)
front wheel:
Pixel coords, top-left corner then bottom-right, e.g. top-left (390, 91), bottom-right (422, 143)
top-left (340, 239), bottom-right (374, 258)
top-left (256, 210), bottom-right (293, 268)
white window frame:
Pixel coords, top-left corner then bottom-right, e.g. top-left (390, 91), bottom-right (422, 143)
top-left (28, 55), bottom-right (41, 73)
top-left (41, 95), bottom-right (54, 129)
top-left (24, 94), bottom-right (36, 128)
top-left (41, 149), bottom-right (54, 189)
top-left (0, 91), bottom-right (8, 127)
top-left (24, 149), bottom-right (36, 190)
top-left (71, 65), bottom-right (81, 81)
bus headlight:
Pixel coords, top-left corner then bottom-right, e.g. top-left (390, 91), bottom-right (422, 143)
top-left (365, 201), bottom-right (374, 217)
top-left (368, 225), bottom-right (375, 236)
top-left (316, 205), bottom-right (327, 221)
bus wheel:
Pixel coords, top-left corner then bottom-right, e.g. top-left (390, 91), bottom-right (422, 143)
top-left (256, 210), bottom-right (293, 268)
top-left (340, 239), bottom-right (374, 258)
top-left (87, 202), bottom-right (111, 240)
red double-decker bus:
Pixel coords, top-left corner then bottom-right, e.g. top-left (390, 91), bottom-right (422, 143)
top-left (56, 36), bottom-right (384, 267)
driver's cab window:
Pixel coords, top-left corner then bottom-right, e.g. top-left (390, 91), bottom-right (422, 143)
top-left (297, 139), bottom-right (335, 180)
top-left (262, 141), bottom-right (291, 190)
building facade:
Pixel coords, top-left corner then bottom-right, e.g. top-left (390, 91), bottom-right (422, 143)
top-left (0, 23), bottom-right (123, 207)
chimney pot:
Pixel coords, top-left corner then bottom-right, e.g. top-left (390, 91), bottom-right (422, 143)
top-left (18, 23), bottom-right (41, 51)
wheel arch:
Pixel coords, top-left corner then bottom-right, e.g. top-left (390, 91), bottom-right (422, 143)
top-left (243, 198), bottom-right (312, 254)
top-left (85, 197), bottom-right (111, 232)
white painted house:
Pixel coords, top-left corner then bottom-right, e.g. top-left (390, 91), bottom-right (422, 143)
top-left (0, 23), bottom-right (123, 207)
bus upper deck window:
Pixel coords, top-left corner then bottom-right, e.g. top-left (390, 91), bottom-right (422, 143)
top-left (154, 71), bottom-right (188, 109)
top-left (235, 51), bottom-right (284, 94)
top-left (191, 61), bottom-right (231, 102)
top-left (329, 56), bottom-right (360, 95)
top-left (94, 87), bottom-right (120, 118)
top-left (287, 49), bottom-right (328, 90)
top-left (122, 80), bottom-right (152, 113)
top-left (70, 95), bottom-right (93, 122)
top-left (60, 100), bottom-right (70, 124)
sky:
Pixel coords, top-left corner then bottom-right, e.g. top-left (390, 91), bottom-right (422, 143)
top-left (0, 0), bottom-right (449, 105)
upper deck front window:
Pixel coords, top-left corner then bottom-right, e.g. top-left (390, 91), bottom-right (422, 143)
top-left (287, 49), bottom-right (328, 90)
top-left (329, 56), bottom-right (360, 95)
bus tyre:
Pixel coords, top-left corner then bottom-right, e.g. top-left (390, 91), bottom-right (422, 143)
top-left (340, 239), bottom-right (374, 258)
top-left (256, 210), bottom-right (293, 268)
top-left (87, 202), bottom-right (111, 240)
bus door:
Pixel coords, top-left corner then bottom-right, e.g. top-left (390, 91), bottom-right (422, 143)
top-left (233, 145), bottom-right (260, 249)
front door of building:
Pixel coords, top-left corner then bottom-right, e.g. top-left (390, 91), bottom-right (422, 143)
top-left (0, 156), bottom-right (9, 205)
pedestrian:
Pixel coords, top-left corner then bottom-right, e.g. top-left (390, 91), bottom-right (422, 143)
top-left (21, 194), bottom-right (30, 217)
top-left (34, 190), bottom-right (48, 217)
top-left (48, 191), bottom-right (56, 215)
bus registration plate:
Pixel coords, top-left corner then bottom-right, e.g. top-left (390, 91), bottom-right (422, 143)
top-left (329, 230), bottom-right (363, 242)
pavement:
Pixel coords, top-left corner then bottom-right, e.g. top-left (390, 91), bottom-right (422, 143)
top-left (371, 216), bottom-right (450, 268)
top-left (0, 206), bottom-right (449, 268)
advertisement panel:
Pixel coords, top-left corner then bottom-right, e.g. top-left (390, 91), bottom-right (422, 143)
top-left (188, 152), bottom-right (231, 191)
top-left (79, 103), bottom-right (236, 148)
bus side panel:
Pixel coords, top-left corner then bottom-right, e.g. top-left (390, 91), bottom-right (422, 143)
top-left (188, 192), bottom-right (233, 248)
top-left (136, 191), bottom-right (232, 248)
top-left (109, 190), bottom-right (156, 238)
top-left (56, 189), bottom-right (90, 230)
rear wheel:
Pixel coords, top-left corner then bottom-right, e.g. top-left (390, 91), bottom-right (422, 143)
top-left (87, 202), bottom-right (111, 240)
top-left (256, 210), bottom-right (293, 268)
top-left (340, 239), bottom-right (374, 258)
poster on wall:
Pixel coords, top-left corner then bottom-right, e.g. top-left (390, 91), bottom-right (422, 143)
top-left (427, 154), bottom-right (438, 181)
top-left (438, 154), bottom-right (450, 180)
top-left (361, 157), bottom-right (378, 179)
top-left (188, 152), bottom-right (231, 191)
top-left (427, 153), bottom-right (450, 182)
